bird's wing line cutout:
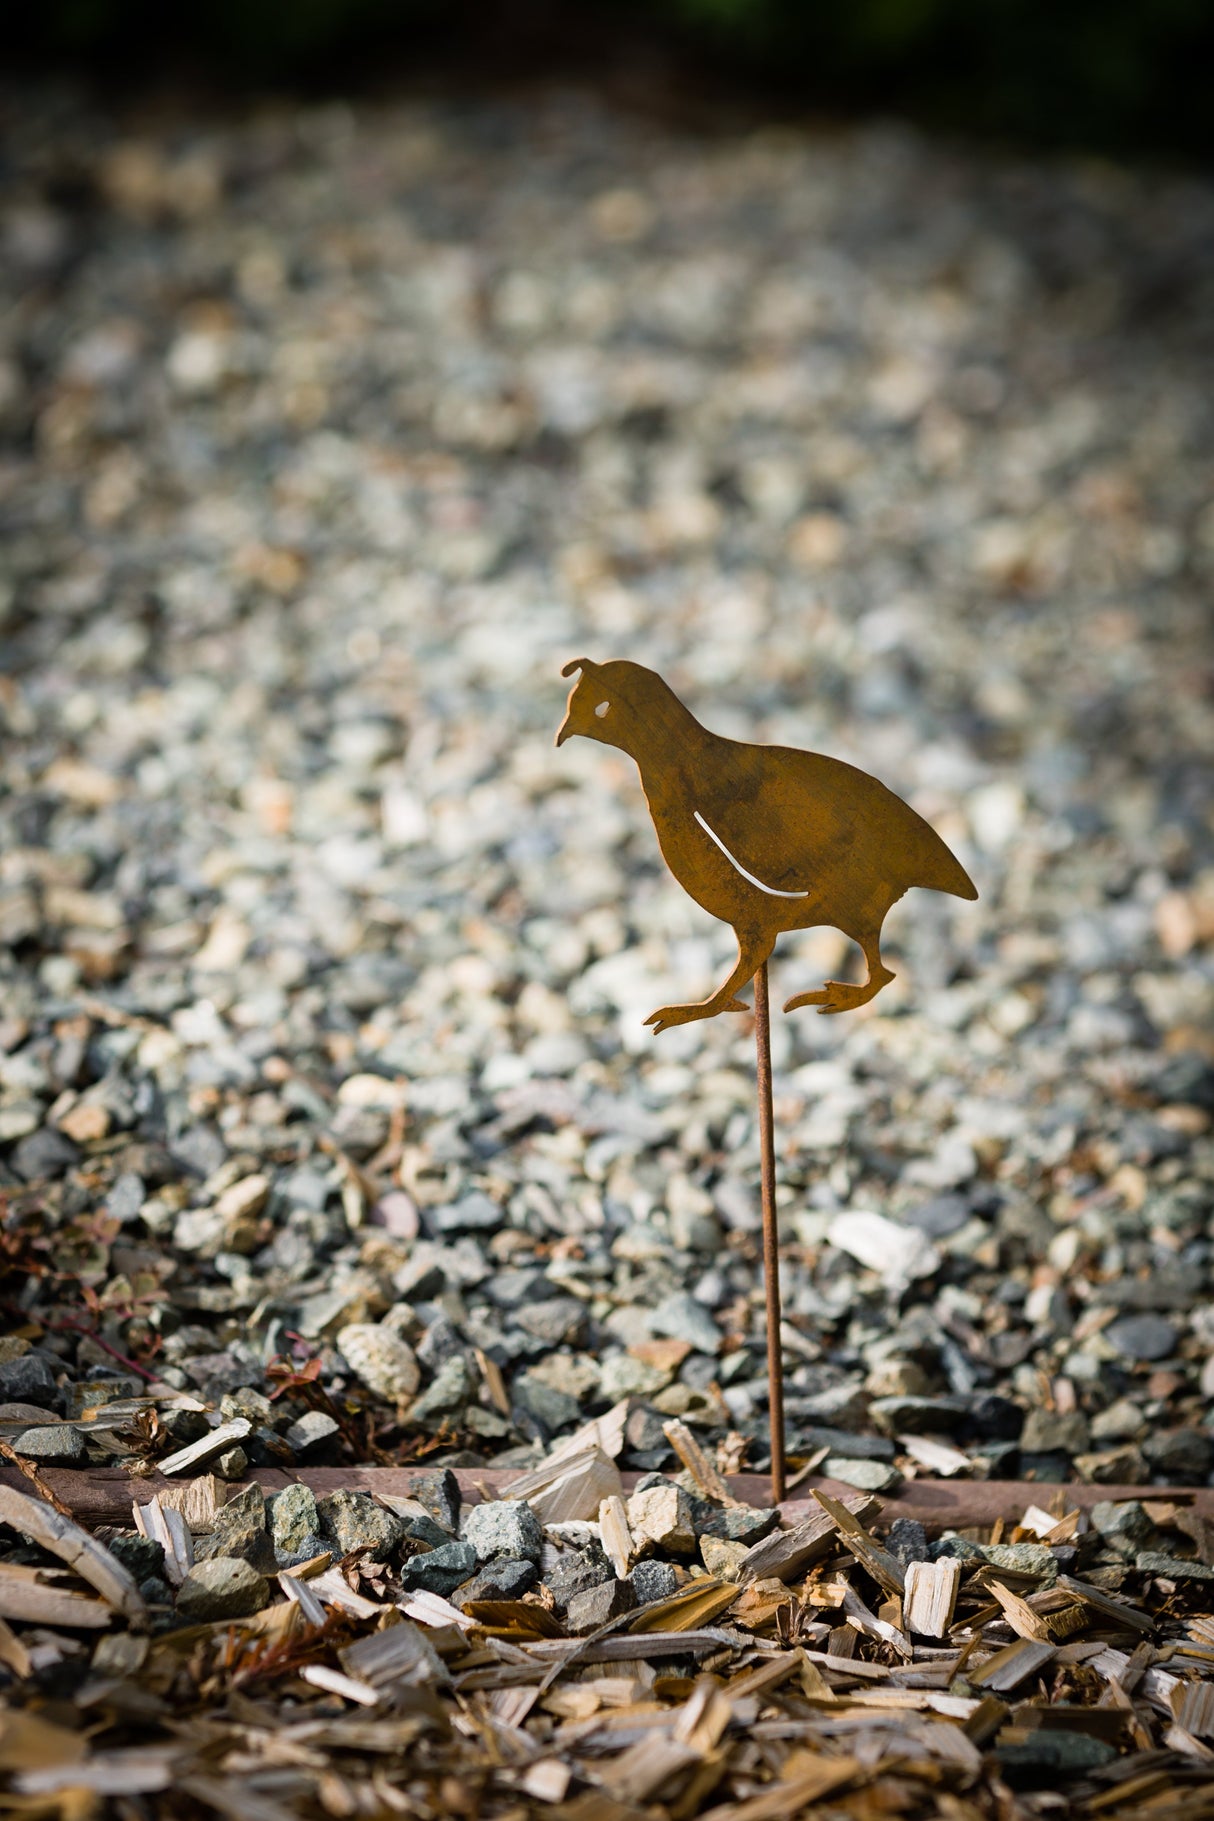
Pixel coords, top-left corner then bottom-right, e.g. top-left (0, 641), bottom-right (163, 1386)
top-left (693, 810), bottom-right (809, 898)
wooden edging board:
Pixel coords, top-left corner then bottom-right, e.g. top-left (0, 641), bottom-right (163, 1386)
top-left (3, 1463), bottom-right (1211, 1530)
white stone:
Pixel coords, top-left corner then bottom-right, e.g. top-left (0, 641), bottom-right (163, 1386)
top-left (827, 1211), bottom-right (939, 1289)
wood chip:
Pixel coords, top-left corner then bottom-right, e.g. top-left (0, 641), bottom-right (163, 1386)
top-left (810, 1490), bottom-right (906, 1595)
top-left (7, 1453), bottom-right (1214, 1817)
top-left (698, 1750), bottom-right (860, 1821)
top-left (599, 1493), bottom-right (633, 1576)
top-left (278, 1572), bottom-right (326, 1626)
top-left (340, 1620), bottom-right (448, 1687)
top-left (0, 1563), bottom-right (113, 1628)
top-left (898, 1434), bottom-right (972, 1477)
top-left (1057, 1573), bottom-right (1155, 1634)
top-left (14, 1749), bottom-right (176, 1796)
top-left (134, 1492), bottom-right (194, 1585)
top-left (969, 1638), bottom-right (1056, 1692)
top-left (597, 1733), bottom-right (702, 1803)
top-left (547, 1399), bottom-right (629, 1464)
top-left (399, 1589), bottom-right (477, 1630)
top-left (529, 1628), bottom-right (740, 1666)
top-left (135, 1474), bottom-right (229, 1533)
top-left (179, 1775), bottom-right (302, 1821)
top-left (300, 1665), bottom-right (381, 1706)
top-left (987, 1578), bottom-right (1054, 1641)
top-left (662, 1419), bottom-right (739, 1505)
top-left (308, 1570), bottom-right (383, 1619)
top-left (506, 1445), bottom-right (622, 1523)
top-left (0, 1483), bottom-right (146, 1623)
top-left (518, 1759), bottom-right (572, 1802)
top-left (463, 1599), bottom-right (567, 1637)
top-left (0, 1614), bottom-right (33, 1679)
top-left (739, 1491), bottom-right (875, 1584)
top-left (902, 1558), bottom-right (962, 1639)
top-left (156, 1418), bottom-right (252, 1477)
top-left (627, 1579), bottom-right (740, 1635)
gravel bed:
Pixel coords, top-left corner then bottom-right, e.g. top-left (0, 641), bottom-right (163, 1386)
top-left (0, 81), bottom-right (1213, 1497)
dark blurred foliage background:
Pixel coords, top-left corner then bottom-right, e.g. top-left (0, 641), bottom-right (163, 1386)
top-left (10, 0), bottom-right (1214, 161)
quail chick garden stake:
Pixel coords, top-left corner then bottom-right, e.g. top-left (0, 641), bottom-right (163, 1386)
top-left (557, 658), bottom-right (978, 1500)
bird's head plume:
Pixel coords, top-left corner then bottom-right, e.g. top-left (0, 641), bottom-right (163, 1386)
top-left (555, 658), bottom-right (687, 757)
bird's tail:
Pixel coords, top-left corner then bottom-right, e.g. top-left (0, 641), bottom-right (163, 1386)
top-left (917, 830), bottom-right (978, 901)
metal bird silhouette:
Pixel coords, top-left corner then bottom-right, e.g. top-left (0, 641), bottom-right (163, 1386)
top-left (556, 658), bottom-right (977, 1033)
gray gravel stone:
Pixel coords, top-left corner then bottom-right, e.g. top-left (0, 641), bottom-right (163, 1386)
top-left (12, 1128), bottom-right (79, 1182)
top-left (269, 1484), bottom-right (326, 1565)
top-left (463, 1499), bottom-right (544, 1565)
top-left (514, 1376), bottom-right (582, 1434)
top-left (411, 1469), bottom-right (460, 1534)
top-left (1142, 1428), bottom-right (1213, 1480)
top-left (284, 1410), bottom-right (341, 1459)
top-left (790, 1386), bottom-right (872, 1430)
top-left (433, 1194), bottom-right (503, 1235)
top-left (565, 1576), bottom-right (636, 1634)
top-left (692, 1502), bottom-right (780, 1545)
top-left (108, 1534), bottom-right (166, 1583)
top-left (904, 1196), bottom-right (972, 1239)
top-left (316, 1490), bottom-right (408, 1560)
top-left (545, 1549), bottom-right (614, 1611)
top-left (176, 1558), bottom-right (270, 1622)
top-left (64, 1377), bottom-right (140, 1420)
top-left (1090, 1500), bottom-right (1154, 1554)
top-left (410, 1355), bottom-right (476, 1423)
top-left (649, 1293), bottom-right (721, 1356)
top-left (515, 1298), bottom-right (588, 1346)
top-left (1136, 1552), bottom-right (1214, 1582)
top-left (996, 1733), bottom-right (1117, 1778)
top-left (822, 1456), bottom-right (902, 1493)
top-left (1090, 1399), bottom-right (1148, 1444)
top-left (1105, 1316), bottom-right (1178, 1362)
top-left (870, 1396), bottom-right (967, 1434)
top-left (400, 1541), bottom-right (478, 1595)
top-left (1075, 1445), bottom-right (1149, 1485)
top-left (979, 1543), bottom-right (1059, 1585)
top-left (455, 1557), bottom-right (539, 1602)
top-left (887, 1519), bottom-right (929, 1566)
top-left (1021, 1410), bottom-right (1090, 1455)
top-left (628, 1561), bottom-right (680, 1605)
top-left (799, 1427), bottom-right (896, 1462)
top-left (401, 1513), bottom-right (453, 1551)
top-left (11, 1423), bottom-right (86, 1464)
top-left (196, 1484), bottom-right (275, 1573)
top-left (0, 1356), bottom-right (59, 1411)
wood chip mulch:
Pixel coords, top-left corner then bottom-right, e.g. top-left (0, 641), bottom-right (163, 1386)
top-left (5, 1466), bottom-right (1214, 1820)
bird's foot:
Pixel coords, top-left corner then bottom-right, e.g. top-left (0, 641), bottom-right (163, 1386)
top-left (645, 996), bottom-right (748, 1035)
top-left (785, 975), bottom-right (889, 1017)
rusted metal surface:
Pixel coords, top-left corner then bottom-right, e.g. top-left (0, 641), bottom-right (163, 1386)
top-left (557, 656), bottom-right (979, 1508)
top-left (556, 657), bottom-right (976, 1027)
top-left (753, 960), bottom-right (785, 1504)
top-left (557, 656), bottom-right (979, 1511)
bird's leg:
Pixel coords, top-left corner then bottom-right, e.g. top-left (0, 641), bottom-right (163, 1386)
top-left (784, 929), bottom-right (895, 1017)
top-left (645, 934), bottom-right (773, 1035)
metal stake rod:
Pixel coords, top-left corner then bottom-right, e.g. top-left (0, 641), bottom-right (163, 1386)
top-left (753, 960), bottom-right (786, 1505)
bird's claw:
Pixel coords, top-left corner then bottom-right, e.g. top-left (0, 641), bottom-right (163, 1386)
top-left (645, 995), bottom-right (749, 1034)
top-left (785, 979), bottom-right (865, 1017)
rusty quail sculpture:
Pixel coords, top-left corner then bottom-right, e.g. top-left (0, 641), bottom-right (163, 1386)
top-left (557, 657), bottom-right (978, 1501)
top-left (557, 657), bottom-right (976, 1031)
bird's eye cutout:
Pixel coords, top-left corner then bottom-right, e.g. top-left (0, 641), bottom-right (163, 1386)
top-left (595, 700), bottom-right (611, 717)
